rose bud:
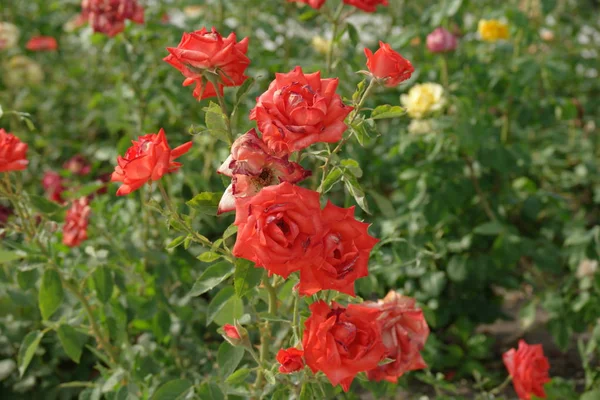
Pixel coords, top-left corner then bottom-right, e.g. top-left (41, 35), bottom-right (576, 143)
top-left (426, 27), bottom-right (458, 53)
top-left (276, 348), bottom-right (304, 373)
top-left (364, 42), bottom-right (414, 87)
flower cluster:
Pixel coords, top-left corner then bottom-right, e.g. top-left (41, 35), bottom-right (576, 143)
top-left (289, 0), bottom-right (388, 12)
top-left (79, 0), bottom-right (144, 37)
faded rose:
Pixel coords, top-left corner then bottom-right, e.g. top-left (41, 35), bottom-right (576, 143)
top-left (164, 27), bottom-right (249, 100)
top-left (63, 197), bottom-right (91, 247)
top-left (365, 41), bottom-right (414, 87)
top-left (303, 301), bottom-right (386, 391)
top-left (299, 202), bottom-right (378, 296)
top-left (503, 340), bottom-right (551, 400)
top-left (216, 129), bottom-right (310, 214)
top-left (26, 36), bottom-right (58, 51)
top-left (42, 171), bottom-right (66, 204)
top-left (277, 348), bottom-right (305, 373)
top-left (288, 0), bottom-right (326, 9)
top-left (64, 155), bottom-right (91, 176)
top-left (250, 66), bottom-right (352, 156)
top-left (80, 0), bottom-right (144, 37)
top-left (426, 27), bottom-right (457, 53)
top-left (366, 292), bottom-right (429, 382)
top-left (233, 182), bottom-right (322, 278)
top-left (343, 0), bottom-right (388, 13)
top-left (111, 128), bottom-right (192, 196)
top-left (0, 129), bottom-right (28, 173)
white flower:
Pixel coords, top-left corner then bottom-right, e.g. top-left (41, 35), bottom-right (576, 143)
top-left (408, 119), bottom-right (434, 135)
top-left (0, 22), bottom-right (19, 50)
top-left (576, 259), bottom-right (598, 279)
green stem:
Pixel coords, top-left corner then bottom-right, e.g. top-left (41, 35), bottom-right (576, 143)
top-left (325, 2), bottom-right (345, 75)
top-left (490, 375), bottom-right (513, 395)
top-left (254, 274), bottom-right (278, 389)
top-left (440, 54), bottom-right (449, 89)
top-left (206, 74), bottom-right (234, 144)
top-left (292, 290), bottom-right (300, 344)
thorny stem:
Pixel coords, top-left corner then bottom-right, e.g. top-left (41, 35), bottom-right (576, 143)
top-left (325, 2), bottom-right (345, 75)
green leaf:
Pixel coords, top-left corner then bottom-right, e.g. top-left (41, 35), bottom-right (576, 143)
top-left (197, 383), bottom-right (224, 400)
top-left (166, 235), bottom-right (187, 250)
top-left (347, 23), bottom-right (359, 47)
top-left (299, 383), bottom-right (314, 400)
top-left (473, 221), bottom-right (504, 236)
top-left (519, 301), bottom-right (537, 330)
top-left (234, 77), bottom-right (255, 106)
top-left (343, 173), bottom-right (371, 214)
top-left (223, 224), bottom-right (238, 240)
top-left (30, 195), bottom-right (62, 215)
top-left (0, 249), bottom-right (20, 264)
top-left (447, 255), bottom-right (467, 282)
top-left (189, 261), bottom-right (234, 297)
top-left (197, 251), bottom-right (221, 263)
top-left (368, 191), bottom-right (394, 219)
top-left (320, 168), bottom-right (343, 194)
top-left (18, 330), bottom-right (44, 377)
top-left (234, 259), bottom-right (263, 298)
top-left (371, 105), bottom-right (405, 120)
top-left (0, 105), bottom-right (3, 119)
top-left (92, 267), bottom-right (114, 304)
top-left (57, 325), bottom-right (85, 363)
top-left (204, 102), bottom-right (229, 143)
top-left (581, 390), bottom-right (600, 400)
top-left (39, 269), bottom-right (64, 320)
top-left (217, 342), bottom-right (245, 377)
top-left (151, 379), bottom-right (192, 400)
top-left (186, 192), bottom-right (221, 216)
top-left (207, 287), bottom-right (243, 326)
top-left (225, 368), bottom-right (251, 385)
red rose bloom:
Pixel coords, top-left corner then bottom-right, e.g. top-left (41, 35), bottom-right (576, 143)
top-left (250, 66), bottom-right (352, 156)
top-left (233, 182), bottom-right (322, 278)
top-left (503, 340), bottom-right (551, 400)
top-left (426, 27), bottom-right (458, 53)
top-left (299, 202), bottom-right (378, 296)
top-left (0, 129), bottom-right (29, 173)
top-left (80, 0), bottom-right (144, 37)
top-left (366, 292), bottom-right (429, 383)
top-left (111, 128), bottom-right (192, 196)
top-left (63, 197), bottom-right (91, 247)
top-left (164, 27), bottom-right (249, 100)
top-left (364, 41), bottom-right (414, 87)
top-left (303, 301), bottom-right (386, 391)
top-left (42, 171), bottom-right (67, 204)
top-left (277, 348), bottom-right (305, 373)
top-left (64, 155), bottom-right (91, 176)
top-left (343, 0), bottom-right (388, 12)
top-left (223, 324), bottom-right (241, 340)
top-left (217, 129), bottom-right (310, 214)
top-left (288, 0), bottom-right (326, 9)
top-left (26, 36), bottom-right (58, 51)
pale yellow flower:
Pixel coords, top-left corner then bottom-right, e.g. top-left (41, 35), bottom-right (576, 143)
top-left (0, 22), bottom-right (20, 50)
top-left (576, 259), bottom-right (598, 279)
top-left (539, 28), bottom-right (555, 42)
top-left (4, 56), bottom-right (44, 87)
top-left (311, 36), bottom-right (330, 55)
top-left (400, 83), bottom-right (445, 119)
top-left (183, 5), bottom-right (204, 19)
top-left (478, 19), bottom-right (509, 42)
top-left (408, 119), bottom-right (434, 135)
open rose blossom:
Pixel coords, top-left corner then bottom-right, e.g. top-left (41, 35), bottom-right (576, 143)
top-left (503, 340), bottom-right (551, 400)
top-left (365, 42), bottom-right (414, 87)
top-left (216, 129), bottom-right (311, 214)
top-left (233, 182), bottom-right (322, 278)
top-left (426, 28), bottom-right (457, 53)
top-left (63, 197), bottom-right (91, 247)
top-left (277, 348), bottom-right (305, 373)
top-left (250, 66), bottom-right (352, 156)
top-left (343, 0), bottom-right (389, 12)
top-left (288, 0), bottom-right (326, 9)
top-left (111, 128), bottom-right (192, 196)
top-left (164, 27), bottom-right (249, 100)
top-left (64, 155), bottom-right (91, 176)
top-left (366, 292), bottom-right (429, 382)
top-left (42, 171), bottom-right (66, 204)
top-left (299, 202), bottom-right (378, 296)
top-left (79, 0), bottom-right (144, 37)
top-left (0, 129), bottom-right (28, 173)
top-left (303, 301), bottom-right (386, 391)
top-left (26, 36), bottom-right (58, 51)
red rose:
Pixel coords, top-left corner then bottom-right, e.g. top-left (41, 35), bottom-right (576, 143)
top-left (217, 129), bottom-right (310, 214)
top-left (64, 155), bottom-right (91, 176)
top-left (503, 340), bottom-right (551, 400)
top-left (366, 292), bottom-right (429, 382)
top-left (288, 0), bottom-right (326, 9)
top-left (250, 66), bottom-right (352, 156)
top-left (63, 197), bottom-right (91, 247)
top-left (42, 171), bottom-right (67, 204)
top-left (364, 41), bottom-right (414, 87)
top-left (303, 301), bottom-right (386, 391)
top-left (233, 182), bottom-right (322, 278)
top-left (276, 348), bottom-right (305, 373)
top-left (80, 0), bottom-right (144, 37)
top-left (299, 202), bottom-right (378, 296)
top-left (343, 0), bottom-right (388, 12)
top-left (111, 128), bottom-right (192, 196)
top-left (164, 27), bottom-right (249, 100)
top-left (26, 36), bottom-right (58, 51)
top-left (0, 129), bottom-right (28, 173)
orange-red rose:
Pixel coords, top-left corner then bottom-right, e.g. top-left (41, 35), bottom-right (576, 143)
top-left (303, 301), bottom-right (386, 391)
top-left (299, 202), bottom-right (378, 296)
top-left (288, 0), bottom-right (326, 9)
top-left (233, 182), bottom-right (322, 278)
top-left (80, 0), bottom-right (144, 37)
top-left (276, 348), bottom-right (305, 373)
top-left (343, 0), bottom-right (388, 12)
top-left (366, 291), bottom-right (429, 382)
top-left (164, 27), bottom-right (249, 100)
top-left (26, 36), bottom-right (58, 51)
top-left (503, 340), bottom-right (551, 400)
top-left (250, 66), bottom-right (352, 156)
top-left (365, 41), bottom-right (414, 87)
top-left (111, 128), bottom-right (192, 196)
top-left (63, 197), bottom-right (91, 247)
top-left (0, 129), bottom-right (28, 173)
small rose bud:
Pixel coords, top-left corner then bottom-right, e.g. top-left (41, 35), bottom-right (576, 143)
top-left (276, 348), bottom-right (304, 373)
top-left (219, 321), bottom-right (249, 347)
top-left (224, 324), bottom-right (241, 340)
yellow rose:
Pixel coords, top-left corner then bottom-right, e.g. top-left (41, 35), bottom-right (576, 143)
top-left (0, 22), bottom-right (20, 50)
top-left (400, 83), bottom-right (445, 119)
top-left (408, 119), bottom-right (434, 135)
top-left (311, 36), bottom-right (330, 55)
top-left (478, 19), bottom-right (509, 42)
top-left (4, 56), bottom-right (44, 87)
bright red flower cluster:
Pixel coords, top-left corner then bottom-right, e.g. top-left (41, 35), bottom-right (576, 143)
top-left (79, 0), bottom-right (144, 37)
